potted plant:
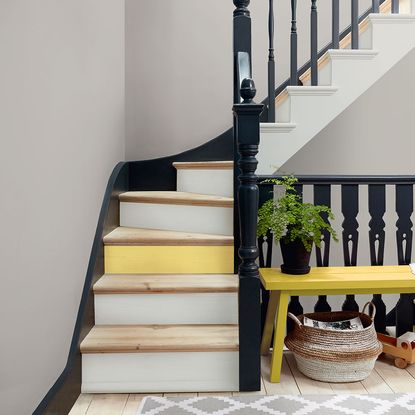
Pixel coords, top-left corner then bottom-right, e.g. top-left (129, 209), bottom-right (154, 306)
top-left (257, 176), bottom-right (337, 275)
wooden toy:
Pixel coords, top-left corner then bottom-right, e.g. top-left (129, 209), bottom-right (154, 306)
top-left (377, 332), bottom-right (415, 369)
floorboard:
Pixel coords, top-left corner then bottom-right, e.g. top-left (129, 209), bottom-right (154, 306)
top-left (69, 351), bottom-right (415, 414)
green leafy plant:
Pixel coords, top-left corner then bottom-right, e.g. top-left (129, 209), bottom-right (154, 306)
top-left (257, 176), bottom-right (338, 251)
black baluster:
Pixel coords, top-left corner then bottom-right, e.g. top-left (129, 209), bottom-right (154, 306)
top-left (368, 184), bottom-right (387, 333)
top-left (290, 0), bottom-right (298, 86)
top-left (259, 183), bottom-right (274, 334)
top-left (234, 77), bottom-right (264, 391)
top-left (395, 184), bottom-right (414, 337)
top-left (342, 184), bottom-right (359, 311)
top-left (332, 0), bottom-right (340, 49)
top-left (391, 0), bottom-right (399, 14)
top-left (372, 0), bottom-right (380, 13)
top-left (314, 184), bottom-right (332, 312)
top-left (351, 0), bottom-right (359, 50)
top-left (268, 0), bottom-right (276, 122)
top-left (310, 0), bottom-right (318, 86)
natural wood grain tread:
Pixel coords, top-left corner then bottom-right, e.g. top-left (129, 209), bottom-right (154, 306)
top-left (80, 325), bottom-right (239, 353)
top-left (94, 274), bottom-right (239, 294)
top-left (119, 191), bottom-right (233, 207)
top-left (173, 161), bottom-right (233, 170)
top-left (104, 227), bottom-right (234, 246)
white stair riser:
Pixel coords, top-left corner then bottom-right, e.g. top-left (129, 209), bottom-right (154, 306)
top-left (94, 292), bottom-right (238, 325)
top-left (82, 352), bottom-right (239, 393)
top-left (258, 15), bottom-right (415, 174)
top-left (176, 169), bottom-right (233, 198)
top-left (120, 202), bottom-right (233, 236)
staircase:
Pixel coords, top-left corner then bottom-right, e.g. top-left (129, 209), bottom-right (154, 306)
top-left (80, 161), bottom-right (239, 393)
top-left (258, 0), bottom-right (415, 174)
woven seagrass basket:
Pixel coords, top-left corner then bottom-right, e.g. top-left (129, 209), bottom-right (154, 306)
top-left (284, 302), bottom-right (383, 383)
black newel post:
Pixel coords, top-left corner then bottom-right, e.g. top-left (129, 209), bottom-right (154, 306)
top-left (268, 0), bottom-right (276, 122)
top-left (234, 78), bottom-right (264, 391)
top-left (233, 0), bottom-right (252, 274)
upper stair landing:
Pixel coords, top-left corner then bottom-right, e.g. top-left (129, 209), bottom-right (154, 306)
top-left (258, 8), bottom-right (415, 175)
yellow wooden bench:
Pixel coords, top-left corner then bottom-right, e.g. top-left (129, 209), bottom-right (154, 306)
top-left (260, 265), bottom-right (415, 383)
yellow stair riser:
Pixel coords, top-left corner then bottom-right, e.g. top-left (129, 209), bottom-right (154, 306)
top-left (104, 246), bottom-right (234, 274)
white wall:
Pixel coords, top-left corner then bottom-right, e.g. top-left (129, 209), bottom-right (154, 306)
top-left (0, 1), bottom-right (125, 414)
top-left (125, 0), bottom-right (371, 160)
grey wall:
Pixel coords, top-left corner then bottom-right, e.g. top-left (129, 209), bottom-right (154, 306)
top-left (0, 1), bottom-right (125, 414)
top-left (125, 0), bottom-right (371, 160)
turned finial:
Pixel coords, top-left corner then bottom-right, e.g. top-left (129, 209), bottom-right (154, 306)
top-left (240, 78), bottom-right (256, 103)
top-left (233, 0), bottom-right (250, 17)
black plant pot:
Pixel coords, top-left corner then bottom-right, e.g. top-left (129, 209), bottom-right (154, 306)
top-left (280, 238), bottom-right (312, 275)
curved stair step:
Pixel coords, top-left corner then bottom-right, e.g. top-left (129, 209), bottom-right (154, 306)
top-left (173, 161), bottom-right (234, 197)
top-left (119, 191), bottom-right (233, 235)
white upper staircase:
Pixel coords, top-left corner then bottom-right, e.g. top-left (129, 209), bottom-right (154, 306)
top-left (258, 1), bottom-right (415, 174)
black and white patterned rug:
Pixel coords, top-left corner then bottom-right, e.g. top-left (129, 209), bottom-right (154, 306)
top-left (137, 394), bottom-right (415, 414)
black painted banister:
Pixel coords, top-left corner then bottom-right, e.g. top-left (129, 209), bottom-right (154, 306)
top-left (290, 0), bottom-right (298, 86)
top-left (258, 175), bottom-right (415, 343)
top-left (311, 0), bottom-right (318, 86)
top-left (373, 0), bottom-right (380, 12)
top-left (351, 0), bottom-right (359, 49)
top-left (332, 0), bottom-right (340, 49)
top-left (267, 0), bottom-right (275, 122)
top-left (392, 0), bottom-right (400, 13)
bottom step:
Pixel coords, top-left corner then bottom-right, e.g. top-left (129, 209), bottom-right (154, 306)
top-left (81, 325), bottom-right (239, 393)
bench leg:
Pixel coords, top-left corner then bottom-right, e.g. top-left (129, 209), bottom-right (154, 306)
top-left (260, 291), bottom-right (279, 355)
top-left (270, 292), bottom-right (289, 383)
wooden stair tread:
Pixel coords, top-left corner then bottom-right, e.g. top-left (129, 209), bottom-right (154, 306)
top-left (173, 161), bottom-right (233, 170)
top-left (80, 325), bottom-right (239, 353)
top-left (94, 274), bottom-right (239, 294)
top-left (119, 191), bottom-right (233, 207)
top-left (103, 227), bottom-right (234, 246)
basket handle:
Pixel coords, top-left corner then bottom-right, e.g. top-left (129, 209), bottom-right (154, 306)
top-left (362, 301), bottom-right (376, 321)
top-left (287, 312), bottom-right (303, 328)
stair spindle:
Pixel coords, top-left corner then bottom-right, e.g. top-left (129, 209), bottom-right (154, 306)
top-left (332, 0), bottom-right (340, 49)
top-left (268, 0), bottom-right (276, 122)
top-left (341, 184), bottom-right (360, 312)
top-left (351, 0), bottom-right (359, 49)
top-left (311, 0), bottom-right (318, 86)
top-left (368, 184), bottom-right (387, 333)
top-left (391, 0), bottom-right (399, 13)
top-left (290, 0), bottom-right (298, 86)
top-left (372, 0), bottom-right (380, 13)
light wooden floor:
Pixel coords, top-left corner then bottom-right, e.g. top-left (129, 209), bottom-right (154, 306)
top-left (69, 352), bottom-right (415, 415)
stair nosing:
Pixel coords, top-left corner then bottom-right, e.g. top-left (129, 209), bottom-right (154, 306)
top-left (103, 227), bottom-right (234, 246)
top-left (119, 191), bottom-right (233, 208)
top-left (173, 161), bottom-right (233, 170)
top-left (94, 274), bottom-right (239, 294)
top-left (80, 324), bottom-right (239, 354)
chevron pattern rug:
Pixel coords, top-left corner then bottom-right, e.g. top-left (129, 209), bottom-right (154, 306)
top-left (137, 393), bottom-right (415, 414)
